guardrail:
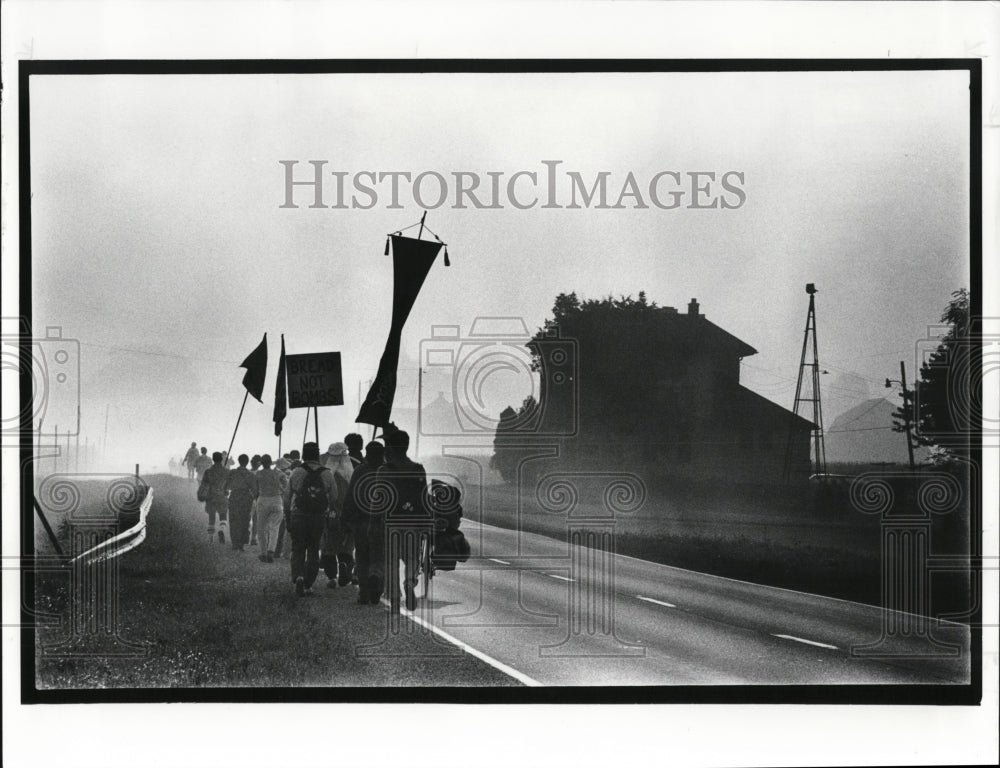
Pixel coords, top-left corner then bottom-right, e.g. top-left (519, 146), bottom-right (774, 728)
top-left (68, 487), bottom-right (154, 567)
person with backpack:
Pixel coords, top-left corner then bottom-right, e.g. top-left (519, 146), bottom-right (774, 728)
top-left (368, 429), bottom-right (430, 612)
top-left (284, 442), bottom-right (335, 597)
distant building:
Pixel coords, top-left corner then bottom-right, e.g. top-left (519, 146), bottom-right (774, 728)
top-left (825, 397), bottom-right (927, 465)
top-left (544, 298), bottom-right (815, 485)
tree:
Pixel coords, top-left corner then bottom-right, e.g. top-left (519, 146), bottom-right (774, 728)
top-left (893, 288), bottom-right (972, 461)
top-left (490, 395), bottom-right (539, 483)
top-left (527, 290), bottom-right (680, 442)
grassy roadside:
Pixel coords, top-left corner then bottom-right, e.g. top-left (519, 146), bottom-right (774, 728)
top-left (461, 481), bottom-right (970, 611)
top-left (35, 474), bottom-right (518, 688)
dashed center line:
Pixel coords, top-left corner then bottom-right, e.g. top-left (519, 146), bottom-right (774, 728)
top-left (636, 595), bottom-right (676, 608)
top-left (772, 633), bottom-right (838, 650)
top-left (547, 574), bottom-right (574, 582)
top-left (488, 558), bottom-right (511, 565)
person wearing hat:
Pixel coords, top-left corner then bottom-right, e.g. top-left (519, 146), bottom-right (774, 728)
top-left (320, 442), bottom-right (355, 587)
top-left (284, 442), bottom-right (335, 596)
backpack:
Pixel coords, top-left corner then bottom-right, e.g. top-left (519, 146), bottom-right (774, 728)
top-left (428, 479), bottom-right (463, 532)
top-left (296, 466), bottom-right (330, 515)
top-left (431, 529), bottom-right (471, 571)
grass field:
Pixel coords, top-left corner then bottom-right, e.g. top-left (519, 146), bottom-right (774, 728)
top-left (459, 473), bottom-right (971, 612)
top-left (34, 474), bottom-right (518, 689)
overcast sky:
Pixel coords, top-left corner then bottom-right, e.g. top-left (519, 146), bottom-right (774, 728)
top-left (29, 69), bottom-right (970, 468)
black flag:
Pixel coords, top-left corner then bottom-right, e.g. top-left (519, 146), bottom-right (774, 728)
top-left (273, 334), bottom-right (287, 436)
top-left (356, 234), bottom-right (442, 426)
top-left (240, 333), bottom-right (268, 403)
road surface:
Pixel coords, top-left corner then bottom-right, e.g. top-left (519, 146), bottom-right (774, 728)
top-left (403, 520), bottom-right (970, 686)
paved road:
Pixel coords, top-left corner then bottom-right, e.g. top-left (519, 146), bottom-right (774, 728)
top-left (405, 520), bottom-right (971, 686)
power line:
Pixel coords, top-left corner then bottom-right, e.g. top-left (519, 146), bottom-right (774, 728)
top-left (827, 425), bottom-right (894, 434)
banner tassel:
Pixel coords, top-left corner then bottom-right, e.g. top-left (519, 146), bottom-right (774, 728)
top-left (443, 247), bottom-right (450, 267)
top-left (384, 236), bottom-right (390, 256)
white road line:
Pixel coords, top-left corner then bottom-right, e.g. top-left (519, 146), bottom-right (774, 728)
top-left (385, 600), bottom-right (542, 687)
top-left (464, 518), bottom-right (967, 628)
top-left (547, 574), bottom-right (574, 582)
top-left (489, 558), bottom-right (511, 565)
top-left (772, 633), bottom-right (839, 650)
top-left (636, 595), bottom-right (676, 608)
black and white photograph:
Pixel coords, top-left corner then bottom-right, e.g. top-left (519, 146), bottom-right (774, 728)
top-left (2, 2), bottom-right (997, 767)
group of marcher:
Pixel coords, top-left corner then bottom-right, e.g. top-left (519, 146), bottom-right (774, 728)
top-left (186, 429), bottom-right (431, 612)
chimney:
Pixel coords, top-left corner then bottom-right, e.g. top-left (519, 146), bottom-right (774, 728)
top-left (688, 298), bottom-right (700, 317)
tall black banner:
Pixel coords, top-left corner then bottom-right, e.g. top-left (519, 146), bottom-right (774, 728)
top-left (356, 235), bottom-right (442, 427)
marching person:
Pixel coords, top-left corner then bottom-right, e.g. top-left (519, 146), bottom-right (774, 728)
top-left (182, 442), bottom-right (200, 481)
top-left (249, 454), bottom-right (263, 546)
top-left (255, 454), bottom-right (288, 563)
top-left (320, 442), bottom-right (355, 588)
top-left (341, 440), bottom-right (384, 604)
top-left (224, 454), bottom-right (258, 551)
top-left (274, 452), bottom-right (300, 559)
top-left (345, 433), bottom-right (364, 469)
top-left (368, 429), bottom-right (429, 612)
top-left (194, 446), bottom-right (213, 484)
top-left (201, 451), bottom-right (231, 544)
top-left (284, 442), bottom-right (335, 597)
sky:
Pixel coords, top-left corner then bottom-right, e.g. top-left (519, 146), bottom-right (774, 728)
top-left (27, 69), bottom-right (970, 469)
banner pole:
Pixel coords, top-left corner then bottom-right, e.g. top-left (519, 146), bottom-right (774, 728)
top-left (225, 391), bottom-right (250, 468)
top-left (302, 407), bottom-right (310, 446)
top-left (416, 365), bottom-right (423, 458)
top-left (417, 210), bottom-right (427, 239)
top-left (313, 406), bottom-right (319, 446)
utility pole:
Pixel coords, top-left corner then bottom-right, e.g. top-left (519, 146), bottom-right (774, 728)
top-left (886, 361), bottom-right (916, 471)
top-left (784, 283), bottom-right (827, 483)
top-left (102, 403), bottom-right (110, 468)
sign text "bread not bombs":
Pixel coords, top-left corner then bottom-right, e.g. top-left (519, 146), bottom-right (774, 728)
top-left (286, 352), bottom-right (344, 408)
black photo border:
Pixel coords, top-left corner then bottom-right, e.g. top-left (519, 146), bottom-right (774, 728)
top-left (18, 58), bottom-right (983, 705)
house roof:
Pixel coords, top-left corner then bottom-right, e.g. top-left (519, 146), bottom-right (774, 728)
top-left (735, 386), bottom-right (816, 430)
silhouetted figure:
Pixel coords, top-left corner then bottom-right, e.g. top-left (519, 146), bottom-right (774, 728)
top-left (225, 454), bottom-right (258, 551)
top-left (250, 454), bottom-right (263, 545)
top-left (284, 442), bottom-right (334, 597)
top-left (201, 451), bottom-right (230, 544)
top-left (194, 447), bottom-right (213, 484)
top-left (274, 450), bottom-right (302, 559)
top-left (274, 450), bottom-right (302, 557)
top-left (342, 440), bottom-right (384, 604)
top-left (368, 430), bottom-right (429, 612)
top-left (345, 433), bottom-right (364, 468)
top-left (182, 442), bottom-right (200, 481)
top-left (255, 454), bottom-right (288, 563)
top-left (320, 442), bottom-right (355, 588)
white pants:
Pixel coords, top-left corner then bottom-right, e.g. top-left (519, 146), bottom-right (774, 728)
top-left (257, 495), bottom-right (284, 554)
